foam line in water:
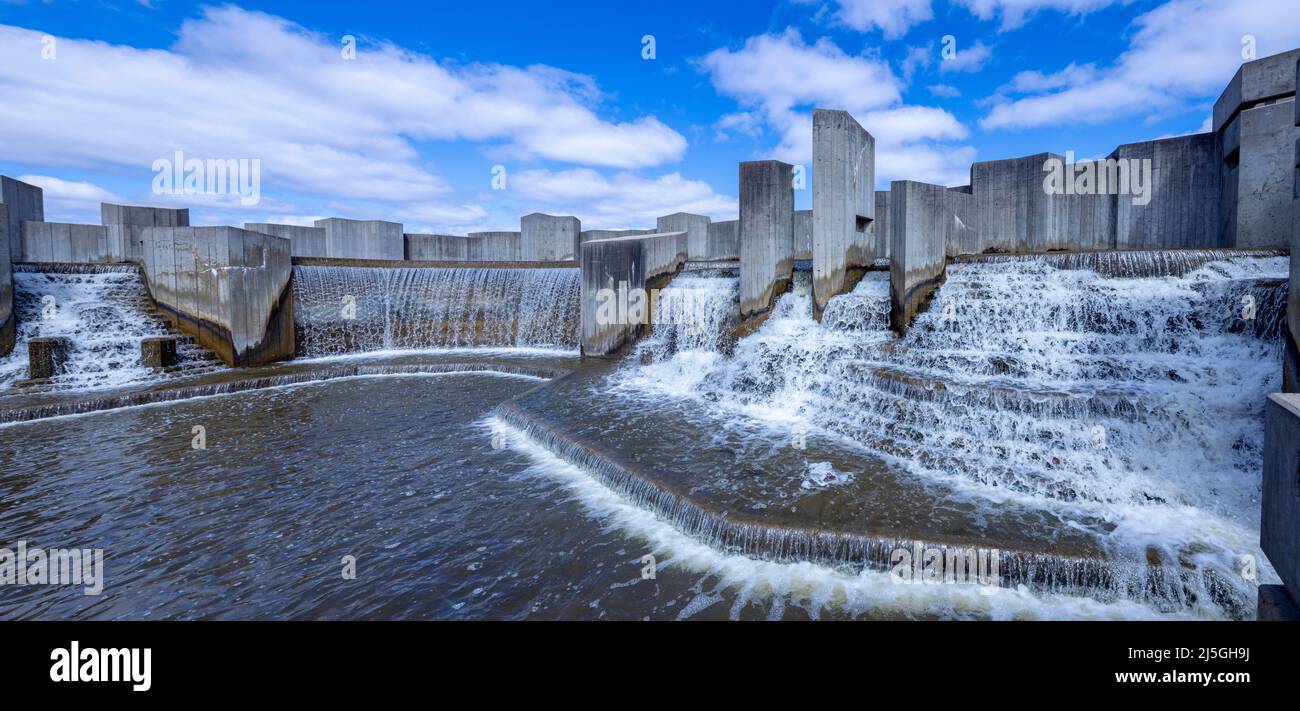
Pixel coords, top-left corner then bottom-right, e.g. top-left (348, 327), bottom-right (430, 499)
top-left (492, 416), bottom-right (1205, 620)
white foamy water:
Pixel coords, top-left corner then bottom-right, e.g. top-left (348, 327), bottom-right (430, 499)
top-left (612, 255), bottom-right (1289, 616)
top-left (0, 268), bottom-right (201, 391)
top-left (496, 417), bottom-right (1198, 620)
top-left (292, 265), bottom-right (580, 356)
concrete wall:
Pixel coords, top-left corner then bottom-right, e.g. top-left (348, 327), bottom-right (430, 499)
top-left (522, 213), bottom-right (580, 262)
top-left (1290, 59), bottom-right (1300, 393)
top-left (1262, 394), bottom-right (1300, 611)
top-left (890, 181), bottom-right (956, 334)
top-left (1114, 134), bottom-right (1219, 249)
top-left (141, 226), bottom-right (294, 366)
top-left (812, 109), bottom-right (875, 317)
top-left (245, 222), bottom-right (328, 258)
top-left (101, 203), bottom-right (189, 261)
top-left (705, 219), bottom-right (739, 261)
top-left (468, 231), bottom-right (521, 261)
top-left (872, 191), bottom-right (891, 260)
top-left (739, 160), bottom-right (794, 322)
top-left (404, 233), bottom-right (481, 261)
top-left (580, 231), bottom-right (687, 356)
top-left (0, 205), bottom-right (12, 357)
top-left (19, 222), bottom-right (113, 263)
top-left (1215, 48), bottom-right (1300, 249)
top-left (656, 213), bottom-right (712, 260)
top-left (314, 218), bottom-right (404, 261)
top-left (793, 210), bottom-right (812, 261)
top-left (581, 229), bottom-right (655, 243)
top-left (1, 176), bottom-right (45, 261)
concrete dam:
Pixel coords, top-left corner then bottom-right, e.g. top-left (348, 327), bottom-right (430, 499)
top-left (2, 48), bottom-right (1300, 622)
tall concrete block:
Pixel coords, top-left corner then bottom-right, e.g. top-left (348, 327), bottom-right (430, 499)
top-left (1113, 135), bottom-right (1218, 249)
top-left (101, 202), bottom-right (189, 261)
top-left (872, 191), bottom-right (891, 260)
top-left (1290, 77), bottom-right (1300, 392)
top-left (812, 109), bottom-right (875, 317)
top-left (580, 231), bottom-right (687, 356)
top-left (1262, 394), bottom-right (1300, 614)
top-left (245, 223), bottom-right (328, 258)
top-left (890, 181), bottom-right (959, 334)
top-left (739, 160), bottom-right (794, 322)
top-left (656, 213), bottom-right (712, 260)
top-left (314, 218), bottom-right (404, 261)
top-left (793, 210), bottom-right (813, 261)
top-left (704, 220), bottom-right (739, 261)
top-left (1, 176), bottom-right (44, 261)
top-left (141, 226), bottom-right (293, 366)
top-left (0, 205), bottom-right (12, 357)
top-left (1214, 49), bottom-right (1300, 249)
top-left (468, 231), bottom-right (522, 261)
top-left (20, 222), bottom-right (113, 263)
top-left (521, 213), bottom-right (581, 262)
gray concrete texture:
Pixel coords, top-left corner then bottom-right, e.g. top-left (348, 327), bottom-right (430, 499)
top-left (2, 176), bottom-right (44, 262)
top-left (140, 336), bottom-right (180, 368)
top-left (141, 226), bottom-right (293, 366)
top-left (890, 181), bottom-right (954, 334)
top-left (467, 231), bottom-right (522, 261)
top-left (0, 205), bottom-right (12, 357)
top-left (27, 337), bottom-right (69, 380)
top-left (705, 219), bottom-right (740, 261)
top-left (793, 210), bottom-right (812, 261)
top-left (245, 222), bottom-right (328, 258)
top-left (1262, 393), bottom-right (1300, 609)
top-left (521, 213), bottom-right (581, 262)
top-left (581, 229), bottom-right (656, 243)
top-left (404, 233), bottom-right (483, 261)
top-left (739, 160), bottom-right (794, 321)
top-left (580, 230), bottom-right (687, 356)
top-left (812, 109), bottom-right (875, 316)
top-left (101, 202), bottom-right (189, 261)
top-left (656, 213), bottom-right (713, 260)
top-left (313, 218), bottom-right (404, 261)
top-left (19, 222), bottom-right (114, 263)
top-left (872, 191), bottom-right (891, 260)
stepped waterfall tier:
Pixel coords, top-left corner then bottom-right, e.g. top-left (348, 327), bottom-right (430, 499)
top-left (0, 265), bottom-right (215, 391)
top-left (292, 265), bottom-right (580, 356)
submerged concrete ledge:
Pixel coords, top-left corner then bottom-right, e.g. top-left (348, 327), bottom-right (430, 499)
top-left (0, 362), bottom-right (568, 425)
top-left (494, 397), bottom-right (1246, 614)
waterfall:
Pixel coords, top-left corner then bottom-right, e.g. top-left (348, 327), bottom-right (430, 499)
top-left (292, 265), bottom-right (580, 356)
top-left (0, 265), bottom-right (212, 390)
top-left (634, 270), bottom-right (739, 361)
top-left (614, 251), bottom-right (1287, 616)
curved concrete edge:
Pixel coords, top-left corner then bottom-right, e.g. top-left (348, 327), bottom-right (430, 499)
top-left (0, 362), bottom-right (568, 425)
top-left (580, 230), bottom-right (688, 357)
top-left (493, 396), bottom-right (1245, 612)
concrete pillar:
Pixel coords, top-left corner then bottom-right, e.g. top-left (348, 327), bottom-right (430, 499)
top-left (793, 210), bottom-right (813, 261)
top-left (1261, 393), bottom-right (1300, 619)
top-left (28, 337), bottom-right (70, 380)
top-left (467, 231), bottom-right (521, 261)
top-left (656, 213), bottom-right (711, 260)
top-left (1213, 49), bottom-right (1300, 248)
top-left (889, 181), bottom-right (953, 335)
top-left (140, 336), bottom-right (180, 368)
top-left (0, 204), bottom-right (12, 357)
top-left (739, 160), bottom-right (794, 322)
top-left (873, 190), bottom-right (891, 260)
top-left (1288, 57), bottom-right (1300, 393)
top-left (812, 108), bottom-right (875, 318)
top-left (521, 213), bottom-right (581, 262)
top-left (580, 231), bottom-right (687, 356)
top-left (1, 176), bottom-right (44, 262)
top-left (246, 223), bottom-right (328, 259)
top-left (313, 218), bottom-right (404, 261)
top-left (101, 202), bottom-right (188, 261)
top-left (704, 220), bottom-right (738, 261)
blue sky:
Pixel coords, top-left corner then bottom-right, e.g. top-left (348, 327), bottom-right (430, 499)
top-left (1, 0), bottom-right (1297, 232)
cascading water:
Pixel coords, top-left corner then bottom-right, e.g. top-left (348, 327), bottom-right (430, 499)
top-left (612, 252), bottom-right (1288, 617)
top-left (0, 265), bottom-right (213, 390)
top-left (292, 265), bottom-right (580, 356)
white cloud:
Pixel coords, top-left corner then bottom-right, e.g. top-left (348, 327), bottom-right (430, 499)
top-left (510, 169), bottom-right (738, 228)
top-left (702, 29), bottom-right (975, 187)
top-left (0, 6), bottom-right (688, 228)
top-left (938, 40), bottom-right (993, 73)
top-left (16, 174), bottom-right (120, 223)
top-left (835, 0), bottom-right (934, 39)
top-left (979, 0), bottom-right (1300, 130)
top-left (954, 0), bottom-right (1128, 31)
top-left (928, 83), bottom-right (962, 98)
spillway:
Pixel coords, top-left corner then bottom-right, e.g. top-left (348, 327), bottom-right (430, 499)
top-left (292, 265), bottom-right (580, 356)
